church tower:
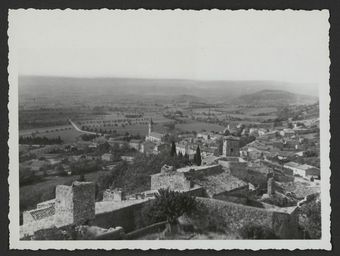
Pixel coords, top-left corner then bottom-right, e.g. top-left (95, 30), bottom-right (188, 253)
top-left (222, 135), bottom-right (240, 157)
top-left (148, 119), bottom-right (153, 136)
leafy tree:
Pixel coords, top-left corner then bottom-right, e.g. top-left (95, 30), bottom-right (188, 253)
top-left (170, 141), bottom-right (177, 157)
top-left (96, 150), bottom-right (190, 196)
top-left (142, 188), bottom-right (199, 225)
top-left (96, 142), bottom-right (111, 154)
top-left (194, 146), bottom-right (202, 166)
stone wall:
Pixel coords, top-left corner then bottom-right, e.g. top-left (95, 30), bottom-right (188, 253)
top-left (23, 211), bottom-right (35, 224)
top-left (103, 189), bottom-right (125, 202)
top-left (151, 172), bottom-right (191, 191)
top-left (184, 165), bottom-right (222, 179)
top-left (55, 185), bottom-right (74, 227)
top-left (72, 182), bottom-right (96, 225)
top-left (94, 187), bottom-right (205, 232)
top-left (192, 197), bottom-right (299, 239)
top-left (213, 185), bottom-right (249, 201)
top-left (230, 164), bottom-right (267, 187)
top-left (55, 182), bottom-right (95, 228)
top-left (94, 200), bottom-right (150, 232)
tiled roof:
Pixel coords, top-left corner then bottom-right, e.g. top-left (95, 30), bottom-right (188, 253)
top-left (28, 206), bottom-right (55, 221)
top-left (148, 132), bottom-right (164, 139)
top-left (284, 161), bottom-right (300, 168)
top-left (192, 171), bottom-right (247, 196)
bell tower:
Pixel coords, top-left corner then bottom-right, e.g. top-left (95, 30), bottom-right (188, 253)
top-left (148, 119), bottom-right (153, 136)
top-left (222, 136), bottom-right (240, 157)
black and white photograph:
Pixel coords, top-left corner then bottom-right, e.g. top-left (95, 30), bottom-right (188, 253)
top-left (8, 9), bottom-right (331, 250)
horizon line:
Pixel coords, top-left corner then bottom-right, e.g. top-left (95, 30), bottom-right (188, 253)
top-left (19, 74), bottom-right (319, 86)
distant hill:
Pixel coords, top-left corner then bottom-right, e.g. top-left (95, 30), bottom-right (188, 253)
top-left (19, 76), bottom-right (318, 106)
top-left (233, 89), bottom-right (318, 106)
top-left (172, 94), bottom-right (205, 104)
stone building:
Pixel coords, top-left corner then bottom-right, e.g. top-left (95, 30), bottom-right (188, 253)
top-left (150, 164), bottom-right (248, 200)
top-left (101, 153), bottom-right (114, 162)
top-left (145, 119), bottom-right (164, 143)
top-left (222, 135), bottom-right (240, 157)
top-left (55, 181), bottom-right (96, 227)
top-left (151, 168), bottom-right (192, 191)
top-left (267, 177), bottom-right (275, 196)
top-left (103, 188), bottom-right (126, 202)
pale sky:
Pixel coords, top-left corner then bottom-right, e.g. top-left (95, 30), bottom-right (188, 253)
top-left (9, 10), bottom-right (329, 89)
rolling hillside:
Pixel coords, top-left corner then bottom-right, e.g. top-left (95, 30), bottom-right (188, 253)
top-left (233, 90), bottom-right (317, 106)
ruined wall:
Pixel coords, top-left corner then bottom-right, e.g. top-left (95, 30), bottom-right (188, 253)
top-left (72, 182), bottom-right (96, 225)
top-left (230, 165), bottom-right (267, 187)
top-left (22, 211), bottom-right (35, 224)
top-left (103, 189), bottom-right (125, 202)
top-left (55, 185), bottom-right (74, 227)
top-left (151, 172), bottom-right (191, 191)
top-left (55, 182), bottom-right (95, 228)
top-left (193, 197), bottom-right (299, 239)
top-left (274, 171), bottom-right (294, 182)
top-left (94, 200), bottom-right (150, 232)
top-left (184, 165), bottom-right (222, 179)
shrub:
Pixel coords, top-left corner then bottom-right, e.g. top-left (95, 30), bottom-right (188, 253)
top-left (141, 188), bottom-right (199, 225)
top-left (299, 198), bottom-right (321, 239)
top-left (239, 224), bottom-right (277, 239)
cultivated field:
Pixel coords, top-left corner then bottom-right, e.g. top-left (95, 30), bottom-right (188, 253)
top-left (20, 126), bottom-right (83, 144)
top-left (176, 121), bottom-right (225, 133)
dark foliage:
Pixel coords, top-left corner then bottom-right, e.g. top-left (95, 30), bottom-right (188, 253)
top-left (141, 188), bottom-right (199, 225)
top-left (19, 135), bottom-right (63, 145)
top-left (239, 224), bottom-right (278, 239)
top-left (170, 141), bottom-right (177, 157)
top-left (299, 198), bottom-right (321, 239)
top-left (80, 134), bottom-right (98, 141)
top-left (194, 146), bottom-right (202, 166)
top-left (94, 150), bottom-right (191, 197)
top-left (70, 159), bottom-right (102, 175)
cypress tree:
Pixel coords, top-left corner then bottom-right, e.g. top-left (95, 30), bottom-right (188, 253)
top-left (170, 141), bottom-right (177, 157)
top-left (195, 145), bottom-right (202, 166)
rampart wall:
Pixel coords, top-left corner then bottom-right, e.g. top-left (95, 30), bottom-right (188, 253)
top-left (94, 200), bottom-right (150, 232)
top-left (193, 197), bottom-right (299, 239)
top-left (94, 187), bottom-right (205, 232)
top-left (55, 185), bottom-right (73, 227)
top-left (184, 165), bottom-right (223, 179)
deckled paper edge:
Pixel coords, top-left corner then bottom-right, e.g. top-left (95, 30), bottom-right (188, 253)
top-left (7, 9), bottom-right (332, 250)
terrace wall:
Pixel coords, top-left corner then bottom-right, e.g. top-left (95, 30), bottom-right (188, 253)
top-left (94, 200), bottom-right (150, 232)
top-left (193, 197), bottom-right (299, 239)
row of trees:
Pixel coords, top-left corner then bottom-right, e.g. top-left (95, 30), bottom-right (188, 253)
top-left (170, 141), bottom-right (202, 166)
top-left (19, 136), bottom-right (63, 145)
